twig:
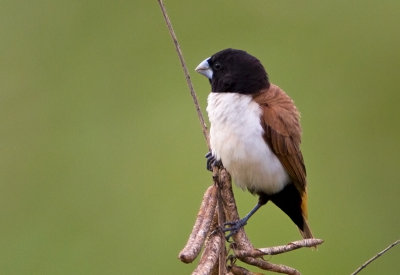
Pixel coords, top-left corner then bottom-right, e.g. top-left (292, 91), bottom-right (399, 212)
top-left (234, 239), bottom-right (324, 258)
top-left (350, 239), bottom-right (400, 275)
top-left (193, 230), bottom-right (223, 275)
top-left (157, 0), bottom-right (210, 149)
top-left (241, 257), bottom-right (299, 275)
top-left (179, 185), bottom-right (218, 263)
top-left (217, 187), bottom-right (227, 274)
top-left (229, 265), bottom-right (257, 275)
top-left (216, 168), bottom-right (253, 252)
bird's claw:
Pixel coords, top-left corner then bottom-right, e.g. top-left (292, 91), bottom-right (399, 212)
top-left (222, 219), bottom-right (247, 241)
top-left (205, 151), bottom-right (222, 171)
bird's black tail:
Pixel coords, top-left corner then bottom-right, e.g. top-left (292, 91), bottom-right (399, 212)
top-left (299, 218), bottom-right (314, 239)
top-left (268, 183), bottom-right (314, 239)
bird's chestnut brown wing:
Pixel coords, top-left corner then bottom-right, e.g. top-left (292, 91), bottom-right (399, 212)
top-left (253, 84), bottom-right (307, 194)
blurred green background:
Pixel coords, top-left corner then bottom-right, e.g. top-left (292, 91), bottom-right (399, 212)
top-left (1, 0), bottom-right (399, 274)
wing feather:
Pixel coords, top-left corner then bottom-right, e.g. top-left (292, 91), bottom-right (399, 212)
top-left (253, 84), bottom-right (307, 193)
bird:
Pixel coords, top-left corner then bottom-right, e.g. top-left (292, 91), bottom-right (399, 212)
top-left (195, 48), bottom-right (313, 240)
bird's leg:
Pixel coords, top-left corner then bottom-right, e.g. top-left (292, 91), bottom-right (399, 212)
top-left (205, 151), bottom-right (222, 171)
top-left (223, 201), bottom-right (264, 240)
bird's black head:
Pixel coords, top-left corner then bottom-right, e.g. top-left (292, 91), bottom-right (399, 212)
top-left (195, 48), bottom-right (270, 94)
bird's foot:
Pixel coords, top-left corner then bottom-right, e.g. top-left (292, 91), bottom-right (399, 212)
top-left (205, 151), bottom-right (222, 171)
top-left (223, 218), bottom-right (248, 241)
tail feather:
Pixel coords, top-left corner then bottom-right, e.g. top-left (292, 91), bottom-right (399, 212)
top-left (266, 184), bottom-right (315, 240)
top-left (299, 218), bottom-right (313, 239)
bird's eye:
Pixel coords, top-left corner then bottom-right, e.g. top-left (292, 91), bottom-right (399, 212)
top-left (213, 63), bottom-right (222, 70)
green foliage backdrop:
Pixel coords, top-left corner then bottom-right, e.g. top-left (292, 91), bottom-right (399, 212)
top-left (1, 0), bottom-right (399, 274)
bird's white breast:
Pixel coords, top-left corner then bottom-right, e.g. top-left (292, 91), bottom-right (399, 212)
top-left (207, 93), bottom-right (289, 194)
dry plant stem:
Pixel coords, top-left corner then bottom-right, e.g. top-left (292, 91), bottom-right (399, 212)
top-left (157, 0), bottom-right (210, 148)
top-left (242, 257), bottom-right (299, 275)
top-left (216, 185), bottom-right (227, 274)
top-left (229, 265), bottom-right (257, 275)
top-left (235, 239), bottom-right (324, 258)
top-left (210, 258), bottom-right (220, 275)
top-left (216, 168), bottom-right (253, 252)
top-left (192, 231), bottom-right (223, 275)
top-left (193, 214), bottom-right (222, 275)
top-left (350, 239), bottom-right (400, 275)
top-left (179, 185), bottom-right (218, 263)
top-left (210, 211), bottom-right (222, 275)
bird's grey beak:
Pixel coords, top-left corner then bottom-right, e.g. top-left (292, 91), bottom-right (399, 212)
top-left (195, 57), bottom-right (213, 80)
